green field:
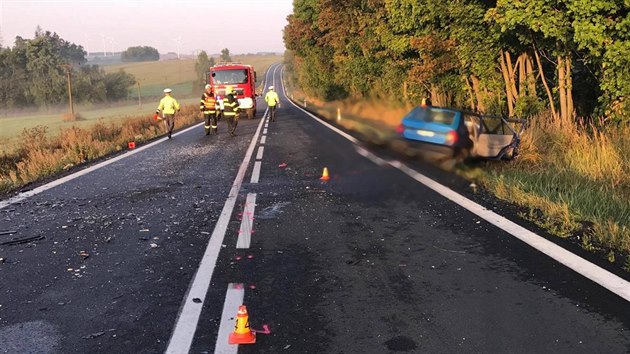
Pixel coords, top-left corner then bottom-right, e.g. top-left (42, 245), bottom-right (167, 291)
top-left (104, 54), bottom-right (283, 99)
top-left (0, 54), bottom-right (282, 152)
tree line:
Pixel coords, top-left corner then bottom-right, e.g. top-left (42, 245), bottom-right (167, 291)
top-left (284, 0), bottom-right (629, 122)
top-left (0, 28), bottom-right (135, 109)
top-left (121, 46), bottom-right (159, 62)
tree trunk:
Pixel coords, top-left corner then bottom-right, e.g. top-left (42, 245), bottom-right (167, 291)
top-left (565, 55), bottom-right (574, 119)
top-left (533, 44), bottom-right (556, 118)
top-left (525, 53), bottom-right (537, 97)
top-left (500, 51), bottom-right (515, 116)
top-left (518, 54), bottom-right (526, 98)
top-left (558, 54), bottom-right (568, 122)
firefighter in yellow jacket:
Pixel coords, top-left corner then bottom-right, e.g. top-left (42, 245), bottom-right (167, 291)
top-left (264, 86), bottom-right (280, 122)
top-left (156, 88), bottom-right (181, 139)
top-left (200, 84), bottom-right (219, 136)
top-left (223, 86), bottom-right (240, 137)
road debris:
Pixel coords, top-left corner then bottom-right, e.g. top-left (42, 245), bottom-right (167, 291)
top-left (0, 230), bottom-right (17, 236)
top-left (0, 235), bottom-right (45, 246)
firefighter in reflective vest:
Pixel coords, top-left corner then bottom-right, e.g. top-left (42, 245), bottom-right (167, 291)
top-left (224, 86), bottom-right (240, 137)
top-left (156, 88), bottom-right (180, 139)
top-left (265, 86), bottom-right (280, 122)
top-left (200, 84), bottom-right (218, 135)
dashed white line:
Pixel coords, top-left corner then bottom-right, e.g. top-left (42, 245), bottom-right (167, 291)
top-left (260, 136), bottom-right (267, 145)
top-left (250, 161), bottom-right (262, 184)
top-left (165, 91), bottom-right (267, 354)
top-left (214, 283), bottom-right (244, 354)
top-left (236, 193), bottom-right (257, 249)
top-left (256, 146), bottom-right (265, 160)
top-left (263, 128), bottom-right (268, 135)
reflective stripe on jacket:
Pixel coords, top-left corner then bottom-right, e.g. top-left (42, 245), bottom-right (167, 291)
top-left (158, 96), bottom-right (180, 115)
top-left (200, 93), bottom-right (217, 113)
top-left (223, 94), bottom-right (239, 116)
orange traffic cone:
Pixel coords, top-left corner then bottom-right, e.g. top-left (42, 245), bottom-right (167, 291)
top-left (228, 305), bottom-right (256, 345)
top-left (320, 167), bottom-right (330, 181)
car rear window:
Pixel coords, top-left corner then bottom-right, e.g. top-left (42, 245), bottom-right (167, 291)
top-left (407, 107), bottom-right (457, 125)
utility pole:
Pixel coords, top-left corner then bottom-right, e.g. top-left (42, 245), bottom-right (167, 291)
top-left (137, 82), bottom-right (142, 108)
top-left (61, 64), bottom-right (74, 117)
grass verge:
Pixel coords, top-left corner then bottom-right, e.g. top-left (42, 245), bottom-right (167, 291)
top-left (0, 105), bottom-right (202, 195)
top-left (284, 84), bottom-right (630, 271)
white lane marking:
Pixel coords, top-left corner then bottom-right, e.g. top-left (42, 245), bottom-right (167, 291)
top-left (260, 136), bottom-right (267, 145)
top-left (236, 193), bottom-right (257, 249)
top-left (355, 146), bottom-right (388, 167)
top-left (256, 146), bottom-right (265, 160)
top-left (280, 66), bottom-right (630, 303)
top-left (265, 123), bottom-right (269, 128)
top-left (263, 128), bottom-right (268, 135)
top-left (165, 102), bottom-right (267, 354)
top-left (0, 122), bottom-right (203, 210)
top-left (214, 284), bottom-right (244, 354)
top-left (390, 160), bottom-right (630, 301)
top-left (250, 161), bottom-right (262, 184)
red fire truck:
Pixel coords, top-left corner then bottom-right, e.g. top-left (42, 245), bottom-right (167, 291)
top-left (208, 63), bottom-right (257, 119)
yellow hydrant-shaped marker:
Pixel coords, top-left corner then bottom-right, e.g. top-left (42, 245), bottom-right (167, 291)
top-left (228, 305), bottom-right (256, 344)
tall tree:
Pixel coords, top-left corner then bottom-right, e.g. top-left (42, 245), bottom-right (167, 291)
top-left (220, 48), bottom-right (232, 62)
top-left (195, 50), bottom-right (213, 89)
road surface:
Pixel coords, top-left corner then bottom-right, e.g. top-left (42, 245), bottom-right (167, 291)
top-left (1, 64), bottom-right (629, 354)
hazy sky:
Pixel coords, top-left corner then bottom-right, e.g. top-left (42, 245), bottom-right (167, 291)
top-left (0, 0), bottom-right (294, 55)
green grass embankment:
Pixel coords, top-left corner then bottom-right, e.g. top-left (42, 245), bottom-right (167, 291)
top-left (283, 84), bottom-right (630, 271)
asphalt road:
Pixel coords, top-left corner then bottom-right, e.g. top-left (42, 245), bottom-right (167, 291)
top-left (1, 64), bottom-right (629, 354)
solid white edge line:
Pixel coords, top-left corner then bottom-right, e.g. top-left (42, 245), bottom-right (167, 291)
top-left (236, 193), bottom-right (257, 249)
top-left (260, 136), bottom-right (267, 145)
top-left (0, 122), bottom-right (203, 210)
top-left (214, 283), bottom-right (244, 354)
top-left (391, 161), bottom-right (630, 302)
top-left (250, 161), bottom-right (262, 184)
top-left (256, 146), bottom-right (265, 160)
top-left (165, 77), bottom-right (269, 354)
top-left (280, 65), bottom-right (630, 303)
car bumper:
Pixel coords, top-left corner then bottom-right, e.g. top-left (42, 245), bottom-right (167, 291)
top-left (391, 136), bottom-right (460, 158)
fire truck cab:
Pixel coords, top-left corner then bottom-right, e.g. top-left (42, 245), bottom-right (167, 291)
top-left (208, 63), bottom-right (257, 119)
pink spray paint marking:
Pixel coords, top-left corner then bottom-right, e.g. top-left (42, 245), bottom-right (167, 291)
top-left (249, 284), bottom-right (256, 290)
top-left (247, 255), bottom-right (254, 259)
top-left (251, 324), bottom-right (271, 335)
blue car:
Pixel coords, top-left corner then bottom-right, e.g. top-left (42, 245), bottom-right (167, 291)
top-left (395, 105), bottom-right (525, 160)
top-left (396, 105), bottom-right (475, 158)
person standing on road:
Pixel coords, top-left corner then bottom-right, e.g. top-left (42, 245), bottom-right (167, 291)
top-left (223, 86), bottom-right (240, 137)
top-left (200, 84), bottom-right (219, 136)
top-left (264, 86), bottom-right (280, 122)
top-left (156, 88), bottom-right (181, 139)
